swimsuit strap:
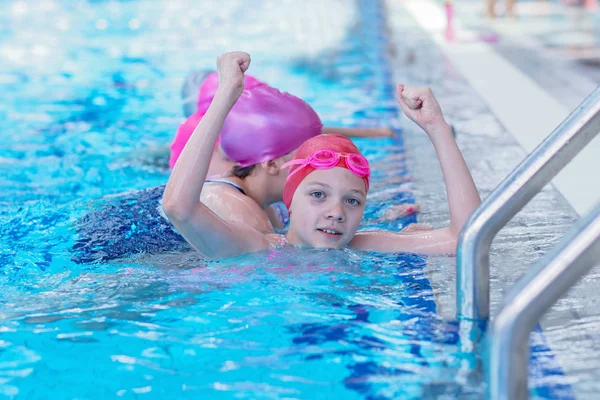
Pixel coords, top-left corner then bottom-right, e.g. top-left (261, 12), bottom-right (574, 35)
top-left (204, 179), bottom-right (246, 196)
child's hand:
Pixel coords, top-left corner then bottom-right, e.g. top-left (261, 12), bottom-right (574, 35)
top-left (216, 51), bottom-right (251, 98)
top-left (396, 85), bottom-right (448, 135)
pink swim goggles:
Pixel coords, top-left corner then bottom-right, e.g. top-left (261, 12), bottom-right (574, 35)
top-left (282, 149), bottom-right (370, 184)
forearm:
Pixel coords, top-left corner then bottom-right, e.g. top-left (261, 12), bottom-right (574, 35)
top-left (428, 122), bottom-right (480, 235)
top-left (323, 126), bottom-right (393, 138)
top-left (163, 87), bottom-right (237, 217)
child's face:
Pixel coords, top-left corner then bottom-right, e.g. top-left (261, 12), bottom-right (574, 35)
top-left (288, 167), bottom-right (367, 249)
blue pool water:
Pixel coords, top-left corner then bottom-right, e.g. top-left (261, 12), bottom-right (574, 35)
top-left (0, 0), bottom-right (576, 398)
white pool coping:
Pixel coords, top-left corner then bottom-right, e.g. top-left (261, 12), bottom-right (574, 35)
top-left (400, 0), bottom-right (600, 217)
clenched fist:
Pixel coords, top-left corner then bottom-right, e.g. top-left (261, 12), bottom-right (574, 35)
top-left (396, 85), bottom-right (448, 136)
top-left (216, 51), bottom-right (251, 99)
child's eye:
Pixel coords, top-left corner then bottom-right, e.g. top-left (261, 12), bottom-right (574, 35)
top-left (346, 198), bottom-right (360, 206)
top-left (310, 191), bottom-right (325, 199)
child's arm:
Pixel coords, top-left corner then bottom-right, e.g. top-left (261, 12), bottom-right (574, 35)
top-left (163, 52), bottom-right (269, 259)
top-left (350, 85), bottom-right (480, 255)
top-left (323, 126), bottom-right (394, 138)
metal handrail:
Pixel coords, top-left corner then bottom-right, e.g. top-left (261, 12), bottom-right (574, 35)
top-left (456, 86), bottom-right (600, 322)
top-left (488, 201), bottom-right (600, 400)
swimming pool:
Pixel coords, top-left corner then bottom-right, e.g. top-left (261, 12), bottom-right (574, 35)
top-left (0, 0), bottom-right (582, 398)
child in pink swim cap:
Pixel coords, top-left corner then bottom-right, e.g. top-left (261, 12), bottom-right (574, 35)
top-left (163, 52), bottom-right (481, 259)
top-left (167, 65), bottom-right (397, 234)
top-left (169, 65), bottom-right (402, 232)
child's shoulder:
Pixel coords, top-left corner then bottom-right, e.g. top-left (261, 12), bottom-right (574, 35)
top-left (266, 234), bottom-right (287, 249)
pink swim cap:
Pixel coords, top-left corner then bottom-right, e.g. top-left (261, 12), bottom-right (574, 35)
top-left (169, 72), bottom-right (266, 169)
top-left (282, 134), bottom-right (370, 210)
top-left (219, 85), bottom-right (323, 167)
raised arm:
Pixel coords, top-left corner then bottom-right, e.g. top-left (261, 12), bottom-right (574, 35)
top-left (350, 85), bottom-right (481, 255)
top-left (162, 52), bottom-right (269, 258)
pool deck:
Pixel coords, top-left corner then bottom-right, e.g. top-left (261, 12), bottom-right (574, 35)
top-left (403, 0), bottom-right (600, 216)
top-left (386, 0), bottom-right (600, 397)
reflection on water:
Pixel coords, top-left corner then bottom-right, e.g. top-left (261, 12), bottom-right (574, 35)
top-left (1, 248), bottom-right (479, 399)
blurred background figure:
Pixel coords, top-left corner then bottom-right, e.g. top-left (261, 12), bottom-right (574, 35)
top-left (445, 0), bottom-right (455, 41)
top-left (487, 0), bottom-right (517, 18)
top-left (561, 0), bottom-right (597, 8)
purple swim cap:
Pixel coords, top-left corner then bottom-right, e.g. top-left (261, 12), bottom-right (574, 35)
top-left (220, 85), bottom-right (323, 167)
top-left (196, 72), bottom-right (265, 115)
top-left (169, 72), bottom-right (267, 169)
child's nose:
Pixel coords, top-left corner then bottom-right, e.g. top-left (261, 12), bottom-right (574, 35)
top-left (325, 203), bottom-right (345, 222)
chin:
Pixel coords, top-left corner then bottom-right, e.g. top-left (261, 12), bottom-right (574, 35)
top-left (314, 243), bottom-right (339, 250)
top-left (312, 238), bottom-right (347, 250)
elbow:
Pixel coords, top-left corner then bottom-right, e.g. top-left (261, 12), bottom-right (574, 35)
top-left (447, 237), bottom-right (458, 256)
top-left (162, 195), bottom-right (193, 223)
top-left (443, 228), bottom-right (459, 255)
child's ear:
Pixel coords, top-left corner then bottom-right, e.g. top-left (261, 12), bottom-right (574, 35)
top-left (262, 159), bottom-right (280, 175)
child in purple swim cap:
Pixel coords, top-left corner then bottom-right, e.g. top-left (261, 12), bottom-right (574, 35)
top-left (166, 66), bottom-right (325, 234)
